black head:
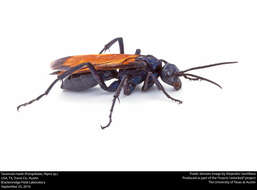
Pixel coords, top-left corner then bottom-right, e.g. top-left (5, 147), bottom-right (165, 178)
top-left (159, 60), bottom-right (238, 90)
top-left (160, 63), bottom-right (182, 90)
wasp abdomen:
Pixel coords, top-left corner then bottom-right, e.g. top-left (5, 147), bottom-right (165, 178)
top-left (61, 73), bottom-right (98, 91)
top-left (61, 70), bottom-right (118, 91)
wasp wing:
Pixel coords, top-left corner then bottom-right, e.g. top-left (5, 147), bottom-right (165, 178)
top-left (51, 54), bottom-right (141, 75)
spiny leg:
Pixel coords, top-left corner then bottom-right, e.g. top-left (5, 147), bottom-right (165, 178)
top-left (17, 63), bottom-right (90, 111)
top-left (99, 37), bottom-right (124, 54)
top-left (147, 72), bottom-right (183, 104)
top-left (82, 62), bottom-right (121, 92)
top-left (101, 75), bottom-right (128, 129)
top-left (17, 79), bottom-right (59, 111)
top-left (60, 62), bottom-right (120, 92)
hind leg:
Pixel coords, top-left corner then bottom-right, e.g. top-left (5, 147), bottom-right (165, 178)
top-left (17, 62), bottom-right (91, 110)
top-left (99, 37), bottom-right (124, 54)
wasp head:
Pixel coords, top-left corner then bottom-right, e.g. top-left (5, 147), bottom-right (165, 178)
top-left (160, 63), bottom-right (182, 90)
top-left (160, 61), bottom-right (238, 90)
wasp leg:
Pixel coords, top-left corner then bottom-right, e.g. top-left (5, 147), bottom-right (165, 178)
top-left (135, 49), bottom-right (141, 55)
top-left (142, 72), bottom-right (152, 91)
top-left (123, 79), bottom-right (136, 95)
top-left (81, 62), bottom-right (123, 92)
top-left (106, 80), bottom-right (121, 92)
top-left (99, 37), bottom-right (124, 54)
top-left (141, 72), bottom-right (158, 91)
top-left (17, 63), bottom-right (91, 111)
top-left (123, 72), bottom-right (147, 95)
top-left (147, 72), bottom-right (183, 104)
top-left (101, 75), bottom-right (128, 129)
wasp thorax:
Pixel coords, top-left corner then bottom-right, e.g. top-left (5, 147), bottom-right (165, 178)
top-left (160, 63), bottom-right (182, 90)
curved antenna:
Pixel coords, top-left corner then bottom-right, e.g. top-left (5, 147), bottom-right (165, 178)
top-left (180, 73), bottom-right (222, 89)
top-left (180, 61), bottom-right (237, 73)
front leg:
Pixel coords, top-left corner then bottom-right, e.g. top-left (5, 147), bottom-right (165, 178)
top-left (146, 72), bottom-right (183, 104)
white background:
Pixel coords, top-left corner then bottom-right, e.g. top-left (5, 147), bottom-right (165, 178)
top-left (0, 0), bottom-right (256, 171)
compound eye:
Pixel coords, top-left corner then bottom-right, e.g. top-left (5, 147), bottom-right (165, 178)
top-left (163, 69), bottom-right (173, 79)
top-left (166, 71), bottom-right (172, 77)
top-left (163, 64), bottom-right (176, 76)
